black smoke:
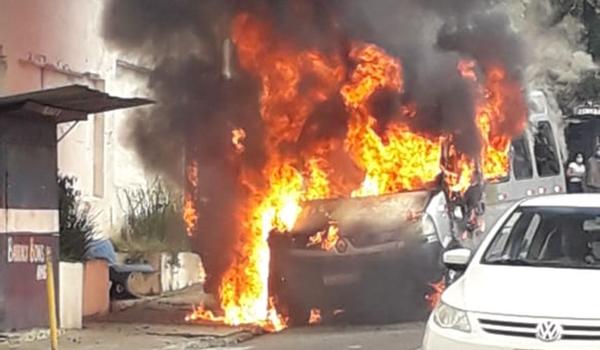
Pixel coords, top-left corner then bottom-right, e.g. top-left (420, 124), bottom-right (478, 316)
top-left (102, 0), bottom-right (525, 297)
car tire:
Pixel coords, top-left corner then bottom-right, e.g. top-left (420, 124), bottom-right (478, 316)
top-left (111, 282), bottom-right (128, 299)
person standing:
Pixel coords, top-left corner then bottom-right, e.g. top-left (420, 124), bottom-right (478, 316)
top-left (586, 145), bottom-right (600, 193)
top-left (567, 153), bottom-right (586, 193)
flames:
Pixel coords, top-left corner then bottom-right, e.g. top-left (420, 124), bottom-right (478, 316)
top-left (185, 305), bottom-right (223, 323)
top-left (341, 44), bottom-right (442, 197)
top-left (308, 309), bottom-right (322, 325)
top-left (214, 160), bottom-right (301, 330)
top-left (183, 160), bottom-right (199, 237)
top-left (232, 127), bottom-right (247, 154)
top-left (426, 279), bottom-right (447, 310)
top-left (184, 13), bottom-right (526, 331)
top-left (454, 59), bottom-right (527, 188)
top-left (307, 222), bottom-right (340, 252)
top-left (477, 66), bottom-right (526, 182)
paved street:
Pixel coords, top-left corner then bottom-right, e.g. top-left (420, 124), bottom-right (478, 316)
top-left (105, 284), bottom-right (428, 350)
top-left (17, 321), bottom-right (425, 350)
top-left (14, 285), bottom-right (426, 350)
top-left (225, 323), bottom-right (425, 350)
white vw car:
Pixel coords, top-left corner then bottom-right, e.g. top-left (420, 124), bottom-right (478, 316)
top-left (423, 194), bottom-right (600, 350)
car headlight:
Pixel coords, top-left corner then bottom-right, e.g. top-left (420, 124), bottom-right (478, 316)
top-left (433, 302), bottom-right (471, 333)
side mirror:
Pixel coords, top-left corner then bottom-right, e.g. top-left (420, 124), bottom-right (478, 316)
top-left (443, 248), bottom-right (472, 271)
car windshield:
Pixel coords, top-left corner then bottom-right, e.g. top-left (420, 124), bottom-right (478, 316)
top-left (483, 206), bottom-right (600, 269)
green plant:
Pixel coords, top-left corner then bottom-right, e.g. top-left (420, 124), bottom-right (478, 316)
top-left (58, 175), bottom-right (95, 262)
top-left (116, 179), bottom-right (189, 256)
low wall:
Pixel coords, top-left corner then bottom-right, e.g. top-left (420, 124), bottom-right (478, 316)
top-left (82, 260), bottom-right (110, 317)
top-left (161, 252), bottom-right (205, 293)
top-left (126, 253), bottom-right (162, 297)
top-left (58, 262), bottom-right (83, 329)
top-left (108, 252), bottom-right (205, 298)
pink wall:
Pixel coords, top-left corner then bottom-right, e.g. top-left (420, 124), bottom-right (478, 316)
top-left (82, 259), bottom-right (110, 317)
top-left (0, 0), bottom-right (107, 94)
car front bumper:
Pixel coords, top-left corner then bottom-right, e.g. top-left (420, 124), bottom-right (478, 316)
top-left (270, 237), bottom-right (444, 312)
top-left (274, 237), bottom-right (442, 283)
top-left (423, 314), bottom-right (600, 350)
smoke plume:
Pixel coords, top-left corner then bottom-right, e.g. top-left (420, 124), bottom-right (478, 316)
top-left (503, 0), bottom-right (598, 156)
top-left (102, 0), bottom-right (526, 294)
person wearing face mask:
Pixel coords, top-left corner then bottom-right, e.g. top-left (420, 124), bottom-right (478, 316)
top-left (586, 145), bottom-right (600, 193)
top-left (567, 153), bottom-right (586, 193)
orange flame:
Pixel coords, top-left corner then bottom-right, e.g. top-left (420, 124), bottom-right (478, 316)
top-left (308, 308), bottom-right (322, 325)
top-left (425, 279), bottom-right (446, 310)
top-left (440, 60), bottom-right (527, 194)
top-left (457, 59), bottom-right (478, 82)
top-left (186, 298), bottom-right (287, 332)
top-left (456, 59), bottom-right (526, 184)
top-left (185, 305), bottom-right (223, 323)
top-left (477, 65), bottom-right (525, 181)
top-left (215, 161), bottom-right (301, 330)
top-left (232, 127), bottom-right (246, 154)
top-left (341, 44), bottom-right (442, 197)
top-left (191, 13), bottom-right (345, 331)
top-left (304, 157), bottom-right (332, 201)
top-left (183, 160), bottom-right (199, 237)
top-left (307, 223), bottom-right (340, 252)
top-left (442, 140), bottom-right (477, 194)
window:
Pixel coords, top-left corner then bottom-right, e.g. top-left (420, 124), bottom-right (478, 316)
top-left (517, 214), bottom-right (541, 259)
top-left (93, 80), bottom-right (106, 198)
top-left (483, 207), bottom-right (600, 269)
top-left (533, 121), bottom-right (560, 177)
top-left (486, 212), bottom-right (522, 261)
top-left (93, 114), bottom-right (104, 198)
top-left (511, 136), bottom-right (533, 180)
top-left (6, 144), bottom-right (57, 209)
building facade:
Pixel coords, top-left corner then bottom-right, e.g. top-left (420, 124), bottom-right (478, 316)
top-left (0, 0), bottom-right (152, 238)
top-left (566, 102), bottom-right (600, 160)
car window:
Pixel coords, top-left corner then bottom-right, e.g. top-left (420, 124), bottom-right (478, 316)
top-left (486, 212), bottom-right (522, 260)
top-left (518, 214), bottom-right (541, 259)
top-left (533, 121), bottom-right (560, 177)
top-left (511, 136), bottom-right (533, 180)
top-left (483, 207), bottom-right (600, 269)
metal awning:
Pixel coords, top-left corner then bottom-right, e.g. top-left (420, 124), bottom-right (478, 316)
top-left (0, 84), bottom-right (153, 123)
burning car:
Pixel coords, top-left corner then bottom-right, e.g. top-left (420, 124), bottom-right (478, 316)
top-left (269, 190), bottom-right (446, 323)
top-left (183, 7), bottom-right (534, 330)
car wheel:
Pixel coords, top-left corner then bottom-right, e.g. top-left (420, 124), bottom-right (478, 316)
top-left (111, 282), bottom-right (128, 299)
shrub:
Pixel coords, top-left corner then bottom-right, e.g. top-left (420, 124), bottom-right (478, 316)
top-left (116, 179), bottom-right (189, 257)
top-left (58, 175), bottom-right (95, 262)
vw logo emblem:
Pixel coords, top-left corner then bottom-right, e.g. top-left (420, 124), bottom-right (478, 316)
top-left (535, 321), bottom-right (562, 342)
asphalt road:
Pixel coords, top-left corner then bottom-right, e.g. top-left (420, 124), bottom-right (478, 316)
top-left (216, 322), bottom-right (425, 350)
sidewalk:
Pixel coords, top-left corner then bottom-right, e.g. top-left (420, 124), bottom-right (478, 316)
top-left (16, 323), bottom-right (254, 350)
top-left (7, 285), bottom-right (257, 350)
